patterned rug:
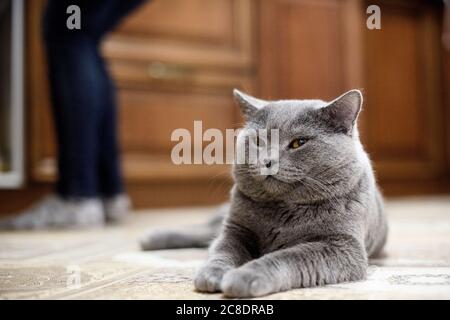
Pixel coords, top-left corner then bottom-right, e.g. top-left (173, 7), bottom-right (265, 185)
top-left (1, 198), bottom-right (449, 299)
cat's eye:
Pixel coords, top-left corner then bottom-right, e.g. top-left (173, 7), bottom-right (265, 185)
top-left (256, 136), bottom-right (260, 147)
top-left (289, 138), bottom-right (307, 149)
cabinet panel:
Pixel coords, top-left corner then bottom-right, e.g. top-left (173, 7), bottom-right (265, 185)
top-left (364, 1), bottom-right (445, 181)
top-left (116, 0), bottom-right (235, 45)
top-left (259, 0), bottom-right (362, 100)
top-left (102, 0), bottom-right (255, 70)
top-left (258, 0), bottom-right (447, 191)
top-left (118, 89), bottom-right (237, 154)
top-left (367, 8), bottom-right (425, 158)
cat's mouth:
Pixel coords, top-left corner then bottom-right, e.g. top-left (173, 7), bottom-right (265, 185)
top-left (264, 175), bottom-right (285, 183)
top-left (251, 171), bottom-right (291, 185)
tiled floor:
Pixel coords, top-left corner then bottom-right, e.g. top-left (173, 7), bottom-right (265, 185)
top-left (1, 197), bottom-right (450, 299)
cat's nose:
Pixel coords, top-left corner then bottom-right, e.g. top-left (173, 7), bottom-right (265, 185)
top-left (263, 159), bottom-right (272, 168)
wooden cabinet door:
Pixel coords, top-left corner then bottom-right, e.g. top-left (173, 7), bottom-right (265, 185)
top-left (104, 0), bottom-right (254, 69)
top-left (258, 0), bottom-right (448, 195)
top-left (258, 0), bottom-right (365, 101)
top-left (363, 0), bottom-right (446, 193)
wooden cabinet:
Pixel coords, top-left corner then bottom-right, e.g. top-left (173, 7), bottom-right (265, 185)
top-left (0, 0), bottom-right (448, 213)
top-left (259, 0), bottom-right (365, 100)
top-left (363, 0), bottom-right (446, 194)
top-left (258, 0), bottom-right (449, 195)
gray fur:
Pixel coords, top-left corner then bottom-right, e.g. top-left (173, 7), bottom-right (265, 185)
top-left (194, 89), bottom-right (387, 297)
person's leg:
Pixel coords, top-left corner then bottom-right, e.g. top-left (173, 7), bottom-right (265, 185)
top-left (0, 0), bottom-right (146, 229)
top-left (44, 0), bottom-right (124, 197)
top-left (46, 23), bottom-right (103, 198)
top-left (94, 49), bottom-right (131, 222)
top-left (89, 0), bottom-right (148, 221)
top-left (45, 0), bottom-right (148, 197)
top-left (96, 53), bottom-right (123, 197)
top-left (89, 0), bottom-right (147, 221)
top-left (0, 1), bottom-right (109, 229)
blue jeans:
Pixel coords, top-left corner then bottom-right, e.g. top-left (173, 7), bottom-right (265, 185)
top-left (43, 0), bottom-right (146, 198)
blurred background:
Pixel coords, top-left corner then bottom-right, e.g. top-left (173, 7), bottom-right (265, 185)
top-left (0, 0), bottom-right (449, 213)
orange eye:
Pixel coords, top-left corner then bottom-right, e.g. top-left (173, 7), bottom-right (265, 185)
top-left (289, 138), bottom-right (307, 149)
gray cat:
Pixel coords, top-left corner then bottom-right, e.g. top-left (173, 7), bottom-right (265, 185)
top-left (140, 89), bottom-right (387, 298)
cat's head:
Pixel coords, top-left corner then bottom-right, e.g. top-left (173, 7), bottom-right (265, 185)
top-left (232, 89), bottom-right (368, 203)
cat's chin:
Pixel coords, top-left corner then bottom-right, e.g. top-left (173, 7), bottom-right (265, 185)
top-left (264, 175), bottom-right (293, 185)
top-left (264, 175), bottom-right (283, 183)
top-left (260, 175), bottom-right (293, 195)
top-left (249, 174), bottom-right (285, 185)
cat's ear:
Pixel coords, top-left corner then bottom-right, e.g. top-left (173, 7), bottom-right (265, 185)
top-left (318, 89), bottom-right (363, 134)
top-left (233, 89), bottom-right (268, 120)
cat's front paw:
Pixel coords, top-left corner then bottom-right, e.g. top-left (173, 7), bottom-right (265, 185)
top-left (221, 268), bottom-right (273, 298)
top-left (194, 265), bottom-right (228, 293)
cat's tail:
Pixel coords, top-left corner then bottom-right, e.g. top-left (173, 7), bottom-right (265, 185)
top-left (139, 203), bottom-right (227, 250)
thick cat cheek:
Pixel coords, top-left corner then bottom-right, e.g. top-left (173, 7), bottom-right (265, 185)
top-left (252, 172), bottom-right (267, 182)
top-left (234, 164), bottom-right (263, 181)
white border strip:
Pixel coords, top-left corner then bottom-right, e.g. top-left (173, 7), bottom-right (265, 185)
top-left (0, 0), bottom-right (24, 188)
